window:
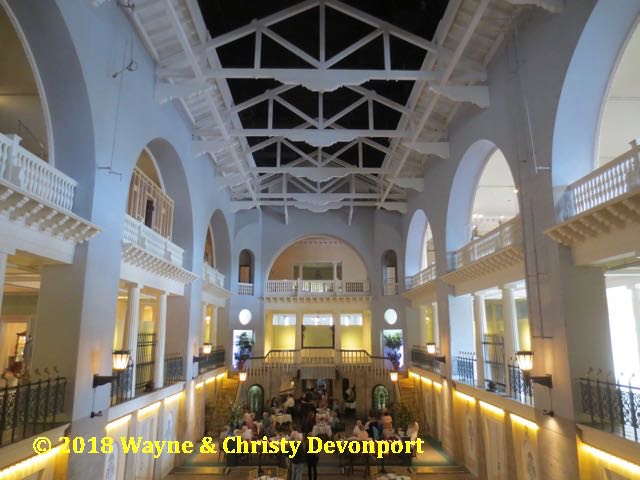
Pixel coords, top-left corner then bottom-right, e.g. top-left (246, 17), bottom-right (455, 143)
top-left (302, 314), bottom-right (333, 326)
top-left (340, 314), bottom-right (363, 326)
top-left (273, 314), bottom-right (296, 326)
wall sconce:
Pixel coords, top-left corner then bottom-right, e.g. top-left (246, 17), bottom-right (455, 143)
top-left (516, 350), bottom-right (554, 416)
top-left (426, 342), bottom-right (446, 363)
top-left (389, 370), bottom-right (398, 382)
top-left (516, 350), bottom-right (552, 387)
top-left (91, 350), bottom-right (131, 418)
top-left (239, 370), bottom-right (248, 382)
top-left (202, 343), bottom-right (213, 355)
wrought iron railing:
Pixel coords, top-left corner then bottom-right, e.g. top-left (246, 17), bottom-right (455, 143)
top-left (198, 347), bottom-right (225, 375)
top-left (0, 376), bottom-right (66, 446)
top-left (482, 334), bottom-right (506, 393)
top-left (164, 354), bottom-right (184, 385)
top-left (410, 347), bottom-right (442, 375)
top-left (136, 333), bottom-right (156, 394)
top-left (111, 365), bottom-right (133, 406)
top-left (454, 352), bottom-right (476, 386)
top-left (580, 375), bottom-right (640, 442)
top-left (508, 363), bottom-right (533, 405)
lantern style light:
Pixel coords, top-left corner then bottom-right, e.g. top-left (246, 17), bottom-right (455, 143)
top-left (389, 370), bottom-right (398, 382)
top-left (426, 342), bottom-right (437, 355)
top-left (202, 343), bottom-right (213, 355)
top-left (239, 370), bottom-right (248, 382)
top-left (515, 351), bottom-right (534, 372)
top-left (112, 350), bottom-right (130, 371)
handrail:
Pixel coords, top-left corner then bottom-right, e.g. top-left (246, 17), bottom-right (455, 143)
top-left (405, 264), bottom-right (437, 290)
top-left (563, 140), bottom-right (640, 219)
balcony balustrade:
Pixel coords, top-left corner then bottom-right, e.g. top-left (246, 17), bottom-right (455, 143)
top-left (123, 214), bottom-right (184, 266)
top-left (0, 133), bottom-right (76, 211)
top-left (562, 139), bottom-right (640, 220)
top-left (203, 262), bottom-right (225, 289)
top-left (196, 347), bottom-right (225, 376)
top-left (448, 216), bottom-right (522, 271)
top-left (238, 282), bottom-right (254, 296)
top-left (382, 281), bottom-right (398, 296)
top-left (264, 279), bottom-right (370, 297)
top-left (0, 376), bottom-right (67, 446)
top-left (164, 354), bottom-right (184, 386)
top-left (405, 264), bottom-right (437, 290)
top-left (410, 346), bottom-right (443, 375)
top-left (127, 167), bottom-right (174, 239)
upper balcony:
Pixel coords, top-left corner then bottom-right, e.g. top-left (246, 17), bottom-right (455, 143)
top-left (202, 262), bottom-right (230, 306)
top-left (547, 140), bottom-right (640, 266)
top-left (264, 279), bottom-right (371, 303)
top-left (0, 133), bottom-right (98, 262)
top-left (403, 264), bottom-right (437, 304)
top-left (442, 216), bottom-right (524, 294)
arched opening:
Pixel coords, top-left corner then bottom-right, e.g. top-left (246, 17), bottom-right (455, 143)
top-left (204, 227), bottom-right (215, 268)
top-left (126, 148), bottom-right (173, 239)
top-left (210, 210), bottom-right (232, 281)
top-left (372, 385), bottom-right (390, 412)
top-left (405, 209), bottom-right (427, 279)
top-left (381, 250), bottom-right (398, 296)
top-left (0, 6), bottom-right (51, 161)
top-left (238, 249), bottom-right (254, 285)
top-left (247, 384), bottom-right (264, 415)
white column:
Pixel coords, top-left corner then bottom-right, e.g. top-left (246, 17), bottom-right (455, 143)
top-left (332, 262), bottom-right (338, 281)
top-left (153, 292), bottom-right (168, 389)
top-left (333, 313), bottom-right (341, 363)
top-left (473, 294), bottom-right (486, 388)
top-left (200, 302), bottom-right (208, 345)
top-left (0, 253), bottom-right (8, 317)
top-left (295, 313), bottom-right (302, 364)
top-left (125, 283), bottom-right (140, 398)
top-left (502, 286), bottom-right (519, 395)
top-left (432, 302), bottom-right (439, 349)
top-left (209, 306), bottom-right (218, 346)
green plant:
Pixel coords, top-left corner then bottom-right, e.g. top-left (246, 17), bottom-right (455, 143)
top-left (234, 332), bottom-right (254, 366)
top-left (383, 333), bottom-right (403, 366)
top-left (393, 402), bottom-right (415, 431)
top-left (227, 402), bottom-right (244, 428)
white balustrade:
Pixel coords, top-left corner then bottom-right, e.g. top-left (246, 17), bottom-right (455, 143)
top-left (238, 282), bottom-right (254, 296)
top-left (0, 132), bottom-right (77, 211)
top-left (449, 216), bottom-right (522, 271)
top-left (383, 281), bottom-right (398, 296)
top-left (563, 140), bottom-right (640, 219)
top-left (123, 214), bottom-right (184, 266)
top-left (405, 264), bottom-right (437, 290)
top-left (203, 262), bottom-right (225, 288)
top-left (264, 279), bottom-right (370, 296)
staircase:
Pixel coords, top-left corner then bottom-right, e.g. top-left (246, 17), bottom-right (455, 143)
top-left (397, 375), bottom-right (428, 432)
top-left (207, 374), bottom-right (239, 437)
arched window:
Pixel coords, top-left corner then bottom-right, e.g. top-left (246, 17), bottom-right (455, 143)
top-left (204, 226), bottom-right (215, 268)
top-left (372, 385), bottom-right (390, 411)
top-left (247, 384), bottom-right (264, 415)
top-left (238, 249), bottom-right (254, 284)
top-left (382, 250), bottom-right (398, 295)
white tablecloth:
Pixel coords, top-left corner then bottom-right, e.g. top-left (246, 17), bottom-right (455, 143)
top-left (273, 414), bottom-right (292, 424)
top-left (311, 424), bottom-right (332, 437)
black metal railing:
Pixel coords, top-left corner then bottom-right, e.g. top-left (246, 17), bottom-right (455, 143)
top-left (482, 334), bottom-right (506, 392)
top-left (0, 376), bottom-right (66, 446)
top-left (164, 354), bottom-right (184, 385)
top-left (508, 363), bottom-right (533, 405)
top-left (135, 333), bottom-right (156, 395)
top-left (198, 347), bottom-right (225, 375)
top-left (580, 375), bottom-right (640, 442)
top-left (410, 347), bottom-right (441, 375)
top-left (111, 365), bottom-right (133, 406)
top-left (454, 352), bottom-right (476, 386)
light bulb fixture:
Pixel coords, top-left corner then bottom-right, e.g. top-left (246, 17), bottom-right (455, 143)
top-left (425, 343), bottom-right (446, 363)
top-left (426, 342), bottom-right (436, 355)
top-left (112, 350), bottom-right (130, 371)
top-left (516, 350), bottom-right (553, 393)
top-left (239, 370), bottom-right (248, 382)
top-left (202, 343), bottom-right (213, 355)
top-left (515, 351), bottom-right (534, 372)
top-left (389, 370), bottom-right (398, 382)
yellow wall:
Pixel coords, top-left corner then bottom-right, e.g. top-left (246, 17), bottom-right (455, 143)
top-left (272, 326), bottom-right (296, 350)
top-left (578, 440), bottom-right (640, 480)
top-left (341, 326), bottom-right (363, 349)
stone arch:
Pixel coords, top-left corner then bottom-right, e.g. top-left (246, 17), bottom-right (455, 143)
top-left (446, 140), bottom-right (518, 252)
top-left (405, 209), bottom-right (427, 278)
top-left (551, 2), bottom-right (640, 206)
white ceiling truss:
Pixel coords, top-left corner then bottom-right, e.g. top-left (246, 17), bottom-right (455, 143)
top-left (113, 0), bottom-right (562, 223)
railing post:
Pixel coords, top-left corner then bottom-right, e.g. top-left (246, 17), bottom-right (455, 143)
top-left (5, 134), bottom-right (22, 185)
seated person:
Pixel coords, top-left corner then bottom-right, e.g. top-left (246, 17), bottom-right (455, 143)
top-left (263, 419), bottom-right (278, 438)
top-left (352, 420), bottom-right (365, 438)
top-left (240, 425), bottom-right (253, 441)
top-left (283, 394), bottom-right (295, 413)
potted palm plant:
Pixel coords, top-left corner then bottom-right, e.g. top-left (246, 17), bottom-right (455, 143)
top-left (383, 333), bottom-right (403, 369)
top-left (234, 332), bottom-right (254, 369)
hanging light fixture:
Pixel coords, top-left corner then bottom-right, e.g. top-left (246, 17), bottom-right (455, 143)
top-left (426, 342), bottom-right (437, 355)
top-left (389, 370), bottom-right (399, 382)
top-left (202, 343), bottom-right (213, 355)
top-left (239, 370), bottom-right (248, 382)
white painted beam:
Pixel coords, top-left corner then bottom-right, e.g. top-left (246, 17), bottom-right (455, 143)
top-left (504, 0), bottom-right (564, 13)
top-left (403, 141), bottom-right (450, 159)
top-left (155, 81), bottom-right (213, 104)
top-left (228, 129), bottom-right (413, 147)
top-left (192, 139), bottom-right (235, 157)
top-left (429, 85), bottom-right (490, 108)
